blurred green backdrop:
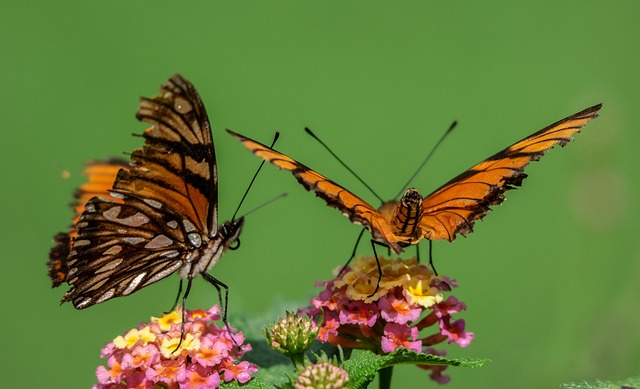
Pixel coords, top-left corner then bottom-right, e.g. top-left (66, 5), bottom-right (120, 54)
top-left (2, 1), bottom-right (638, 388)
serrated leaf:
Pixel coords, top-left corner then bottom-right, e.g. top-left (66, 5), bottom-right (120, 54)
top-left (220, 377), bottom-right (277, 389)
top-left (381, 348), bottom-right (489, 368)
top-left (560, 375), bottom-right (640, 389)
top-left (343, 349), bottom-right (490, 389)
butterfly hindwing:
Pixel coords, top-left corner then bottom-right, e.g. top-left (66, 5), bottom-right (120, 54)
top-left (48, 159), bottom-right (129, 287)
top-left (62, 194), bottom-right (187, 308)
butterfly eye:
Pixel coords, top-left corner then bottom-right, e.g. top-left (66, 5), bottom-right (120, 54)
top-left (228, 239), bottom-right (240, 251)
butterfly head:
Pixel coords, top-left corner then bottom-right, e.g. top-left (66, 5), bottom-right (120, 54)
top-left (221, 217), bottom-right (245, 251)
top-left (401, 188), bottom-right (423, 207)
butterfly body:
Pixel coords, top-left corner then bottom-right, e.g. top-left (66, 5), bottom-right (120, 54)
top-left (228, 103), bottom-right (602, 252)
top-left (50, 74), bottom-right (243, 311)
top-left (375, 188), bottom-right (425, 252)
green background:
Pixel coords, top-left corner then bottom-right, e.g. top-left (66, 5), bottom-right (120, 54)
top-left (2, 1), bottom-right (638, 388)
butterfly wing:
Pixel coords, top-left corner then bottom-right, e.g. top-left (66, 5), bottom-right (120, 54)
top-left (48, 159), bottom-right (128, 287)
top-left (226, 130), bottom-right (404, 251)
top-left (61, 74), bottom-right (220, 309)
top-left (125, 74), bottom-right (218, 236)
top-left (420, 103), bottom-right (602, 242)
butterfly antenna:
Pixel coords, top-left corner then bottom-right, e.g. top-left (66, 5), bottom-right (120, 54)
top-left (305, 127), bottom-right (384, 204)
top-left (393, 120), bottom-right (457, 200)
top-left (236, 193), bottom-right (287, 219)
top-left (231, 131), bottom-right (280, 221)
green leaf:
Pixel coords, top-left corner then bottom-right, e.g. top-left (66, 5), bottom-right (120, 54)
top-left (343, 349), bottom-right (490, 389)
top-left (220, 377), bottom-right (277, 389)
top-left (560, 375), bottom-right (640, 389)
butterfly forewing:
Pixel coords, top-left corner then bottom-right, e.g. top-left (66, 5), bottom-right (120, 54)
top-left (225, 130), bottom-right (400, 247)
top-left (133, 75), bottom-right (217, 236)
top-left (419, 104), bottom-right (602, 241)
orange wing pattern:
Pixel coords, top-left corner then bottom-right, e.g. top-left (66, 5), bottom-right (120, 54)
top-left (229, 103), bottom-right (602, 252)
top-left (50, 74), bottom-right (243, 310)
top-left (420, 104), bottom-right (602, 241)
top-left (226, 129), bottom-right (405, 253)
top-left (48, 159), bottom-right (128, 287)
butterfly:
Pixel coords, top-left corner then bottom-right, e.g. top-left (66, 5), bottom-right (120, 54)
top-left (227, 104), bottom-right (602, 256)
top-left (49, 74), bottom-right (244, 314)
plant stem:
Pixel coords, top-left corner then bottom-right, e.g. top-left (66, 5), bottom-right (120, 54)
top-left (290, 353), bottom-right (305, 370)
top-left (379, 366), bottom-right (393, 389)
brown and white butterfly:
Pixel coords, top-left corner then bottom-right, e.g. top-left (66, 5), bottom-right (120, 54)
top-left (227, 104), bottom-right (601, 255)
top-left (49, 74), bottom-right (243, 313)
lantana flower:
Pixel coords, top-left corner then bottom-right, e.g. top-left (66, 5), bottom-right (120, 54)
top-left (304, 256), bottom-right (474, 384)
top-left (94, 305), bottom-right (257, 388)
top-left (264, 311), bottom-right (319, 366)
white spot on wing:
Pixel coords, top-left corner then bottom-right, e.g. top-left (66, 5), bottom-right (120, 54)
top-left (161, 250), bottom-right (180, 258)
top-left (122, 273), bottom-right (146, 295)
top-left (167, 220), bottom-right (178, 229)
top-left (74, 240), bottom-right (90, 247)
top-left (182, 219), bottom-right (196, 232)
top-left (146, 262), bottom-right (182, 285)
top-left (144, 198), bottom-right (163, 209)
top-left (103, 206), bottom-right (150, 227)
top-left (174, 97), bottom-right (193, 114)
top-left (96, 258), bottom-right (123, 272)
top-left (145, 235), bottom-right (174, 249)
top-left (123, 237), bottom-right (146, 245)
top-left (109, 191), bottom-right (124, 199)
top-left (103, 246), bottom-right (122, 256)
top-left (95, 289), bottom-right (115, 304)
top-left (76, 297), bottom-right (92, 309)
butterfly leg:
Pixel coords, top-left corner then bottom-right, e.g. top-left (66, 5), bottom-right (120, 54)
top-left (202, 272), bottom-right (240, 349)
top-left (338, 228), bottom-right (366, 276)
top-left (173, 278), bottom-right (195, 353)
top-left (165, 279), bottom-right (184, 313)
top-left (201, 272), bottom-right (229, 321)
top-left (368, 240), bottom-right (389, 297)
top-left (428, 240), bottom-right (439, 276)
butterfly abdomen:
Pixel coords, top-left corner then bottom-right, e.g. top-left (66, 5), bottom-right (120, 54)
top-left (393, 188), bottom-right (424, 234)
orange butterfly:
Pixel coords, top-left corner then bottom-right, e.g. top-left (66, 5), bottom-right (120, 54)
top-left (228, 104), bottom-right (601, 255)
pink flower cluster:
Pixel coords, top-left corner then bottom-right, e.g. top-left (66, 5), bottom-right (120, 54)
top-left (94, 306), bottom-right (257, 389)
top-left (304, 256), bottom-right (474, 384)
